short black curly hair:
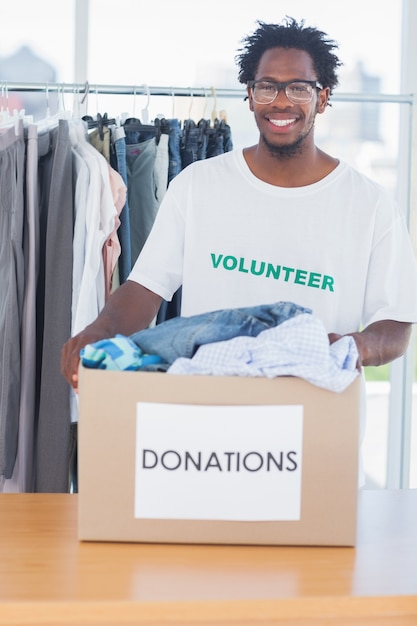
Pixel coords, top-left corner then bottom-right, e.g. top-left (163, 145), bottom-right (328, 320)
top-left (236, 17), bottom-right (342, 96)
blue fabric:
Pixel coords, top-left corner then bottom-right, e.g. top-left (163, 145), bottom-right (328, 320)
top-left (166, 118), bottom-right (182, 184)
top-left (221, 121), bottom-right (233, 153)
top-left (180, 120), bottom-right (207, 168)
top-left (80, 334), bottom-right (163, 371)
top-left (130, 301), bottom-right (311, 366)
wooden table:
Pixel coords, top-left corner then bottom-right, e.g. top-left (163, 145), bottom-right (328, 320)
top-left (0, 490), bottom-right (416, 625)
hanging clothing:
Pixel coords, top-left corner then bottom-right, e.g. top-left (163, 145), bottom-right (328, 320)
top-left (0, 121), bottom-right (25, 489)
top-left (110, 126), bottom-right (132, 284)
top-left (180, 119), bottom-right (207, 167)
top-left (105, 164), bottom-right (126, 299)
top-left (4, 123), bottom-right (40, 492)
top-left (88, 124), bottom-right (111, 162)
top-left (70, 121), bottom-right (124, 431)
top-left (127, 123), bottom-right (169, 267)
top-left (35, 119), bottom-right (74, 493)
top-left (166, 118), bottom-right (182, 184)
top-left (0, 90), bottom-right (235, 493)
top-left (70, 123), bottom-right (120, 335)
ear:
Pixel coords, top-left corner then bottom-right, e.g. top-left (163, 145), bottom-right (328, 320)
top-left (317, 86), bottom-right (330, 114)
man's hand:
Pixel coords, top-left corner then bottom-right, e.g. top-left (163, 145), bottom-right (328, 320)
top-left (328, 320), bottom-right (413, 371)
top-left (60, 281), bottom-right (162, 392)
top-left (61, 325), bottom-right (112, 392)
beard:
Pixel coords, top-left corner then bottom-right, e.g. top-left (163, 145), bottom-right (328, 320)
top-left (260, 120), bottom-right (315, 160)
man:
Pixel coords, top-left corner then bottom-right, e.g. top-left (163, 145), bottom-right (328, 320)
top-left (61, 17), bottom-right (417, 391)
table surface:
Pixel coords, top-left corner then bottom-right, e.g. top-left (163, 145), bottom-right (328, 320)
top-left (0, 490), bottom-right (416, 625)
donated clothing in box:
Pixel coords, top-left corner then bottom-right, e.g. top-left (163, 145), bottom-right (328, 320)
top-left (77, 367), bottom-right (361, 546)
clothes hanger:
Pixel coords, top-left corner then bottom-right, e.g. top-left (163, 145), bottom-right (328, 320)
top-left (209, 86), bottom-right (228, 129)
top-left (171, 87), bottom-right (176, 119)
top-left (219, 109), bottom-right (228, 124)
top-left (121, 84), bottom-right (162, 137)
top-left (122, 84), bottom-right (167, 142)
top-left (80, 84), bottom-right (116, 139)
top-left (0, 82), bottom-right (14, 127)
top-left (210, 86), bottom-right (218, 123)
top-left (56, 83), bottom-right (72, 120)
top-left (0, 82), bottom-right (27, 133)
top-left (187, 87), bottom-right (194, 120)
top-left (83, 112), bottom-right (117, 139)
top-left (35, 83), bottom-right (64, 133)
top-left (141, 84), bottom-right (150, 124)
top-left (201, 87), bottom-right (209, 121)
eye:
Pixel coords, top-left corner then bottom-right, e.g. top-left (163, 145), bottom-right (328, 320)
top-left (289, 82), bottom-right (311, 93)
top-left (256, 82), bottom-right (276, 93)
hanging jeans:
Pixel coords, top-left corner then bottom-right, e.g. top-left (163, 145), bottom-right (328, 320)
top-left (222, 121), bottom-right (233, 152)
top-left (206, 127), bottom-right (224, 158)
top-left (166, 118), bottom-right (182, 184)
top-left (180, 119), bottom-right (207, 168)
top-left (125, 137), bottom-right (158, 265)
top-left (131, 301), bottom-right (311, 367)
top-left (206, 120), bottom-right (233, 158)
top-left (0, 121), bottom-right (25, 487)
top-left (157, 118), bottom-right (183, 324)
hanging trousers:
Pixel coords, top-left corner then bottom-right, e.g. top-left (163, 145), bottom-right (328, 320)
top-left (4, 124), bottom-right (40, 492)
top-left (35, 119), bottom-right (73, 493)
top-left (0, 121), bottom-right (25, 488)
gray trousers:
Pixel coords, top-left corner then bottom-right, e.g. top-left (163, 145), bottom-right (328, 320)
top-left (0, 121), bottom-right (25, 486)
top-left (35, 119), bottom-right (73, 493)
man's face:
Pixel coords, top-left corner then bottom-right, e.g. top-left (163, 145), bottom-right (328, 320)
top-left (248, 47), bottom-right (329, 157)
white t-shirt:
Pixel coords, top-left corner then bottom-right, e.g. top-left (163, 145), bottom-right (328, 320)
top-left (128, 149), bottom-right (417, 334)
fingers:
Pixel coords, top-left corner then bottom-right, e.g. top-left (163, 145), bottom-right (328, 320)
top-left (328, 331), bottom-right (362, 372)
top-left (328, 332), bottom-right (342, 345)
top-left (71, 372), bottom-right (79, 394)
top-left (61, 337), bottom-right (83, 391)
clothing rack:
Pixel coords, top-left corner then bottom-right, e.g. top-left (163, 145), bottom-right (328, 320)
top-left (2, 81), bottom-right (245, 100)
top-left (1, 81), bottom-right (414, 104)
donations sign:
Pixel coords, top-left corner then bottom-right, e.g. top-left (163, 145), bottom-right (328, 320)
top-left (134, 402), bottom-right (303, 521)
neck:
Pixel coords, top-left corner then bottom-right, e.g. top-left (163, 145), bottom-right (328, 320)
top-left (243, 142), bottom-right (338, 188)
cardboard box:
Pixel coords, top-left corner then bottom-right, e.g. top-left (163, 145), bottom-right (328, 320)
top-left (77, 367), bottom-right (361, 546)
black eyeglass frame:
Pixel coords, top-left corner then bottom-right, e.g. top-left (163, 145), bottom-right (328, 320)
top-left (247, 79), bottom-right (324, 104)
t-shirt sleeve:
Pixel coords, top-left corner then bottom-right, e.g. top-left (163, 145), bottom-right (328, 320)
top-left (127, 173), bottom-right (186, 302)
top-left (362, 207), bottom-right (417, 327)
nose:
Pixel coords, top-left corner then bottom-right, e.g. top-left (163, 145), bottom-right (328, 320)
top-left (274, 87), bottom-right (294, 106)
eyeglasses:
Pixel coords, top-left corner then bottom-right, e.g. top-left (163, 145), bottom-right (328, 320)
top-left (248, 80), bottom-right (323, 105)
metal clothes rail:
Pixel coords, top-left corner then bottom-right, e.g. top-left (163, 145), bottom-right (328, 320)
top-left (1, 80), bottom-right (415, 104)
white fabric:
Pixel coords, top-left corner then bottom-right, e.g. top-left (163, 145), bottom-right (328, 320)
top-left (129, 149), bottom-right (417, 334)
top-left (69, 122), bottom-right (120, 424)
top-left (168, 313), bottom-right (359, 392)
top-left (69, 123), bottom-right (119, 336)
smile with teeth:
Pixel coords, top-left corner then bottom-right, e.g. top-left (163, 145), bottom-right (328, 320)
top-left (269, 118), bottom-right (296, 127)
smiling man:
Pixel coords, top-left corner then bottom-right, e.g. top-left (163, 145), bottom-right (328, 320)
top-left (62, 17), bottom-right (417, 391)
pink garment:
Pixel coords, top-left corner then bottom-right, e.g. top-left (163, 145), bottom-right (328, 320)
top-left (103, 164), bottom-right (127, 299)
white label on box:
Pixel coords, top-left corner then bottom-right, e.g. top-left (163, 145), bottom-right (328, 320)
top-left (134, 403), bottom-right (303, 521)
